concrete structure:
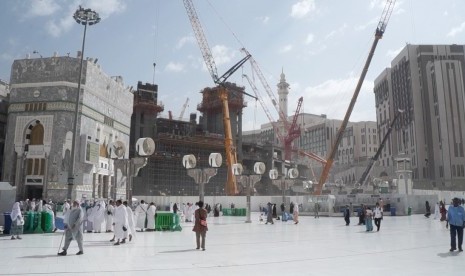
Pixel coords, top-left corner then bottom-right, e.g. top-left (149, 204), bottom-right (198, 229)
top-left (374, 44), bottom-right (465, 190)
top-left (3, 54), bottom-right (133, 201)
top-left (0, 79), bottom-right (9, 180)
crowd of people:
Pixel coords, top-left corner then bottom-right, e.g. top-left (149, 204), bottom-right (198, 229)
top-left (6, 196), bottom-right (465, 254)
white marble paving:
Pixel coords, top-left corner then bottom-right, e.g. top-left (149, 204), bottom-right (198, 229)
top-left (0, 213), bottom-right (463, 276)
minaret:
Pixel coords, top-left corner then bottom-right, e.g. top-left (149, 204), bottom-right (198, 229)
top-left (277, 68), bottom-right (289, 119)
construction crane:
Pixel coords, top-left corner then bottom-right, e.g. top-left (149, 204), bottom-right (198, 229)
top-left (178, 97), bottom-right (189, 120)
top-left (315, 0), bottom-right (396, 195)
top-left (243, 74), bottom-right (286, 144)
top-left (241, 48), bottom-right (289, 130)
top-left (284, 96), bottom-right (303, 161)
top-left (357, 109), bottom-right (403, 186)
top-left (183, 0), bottom-right (251, 195)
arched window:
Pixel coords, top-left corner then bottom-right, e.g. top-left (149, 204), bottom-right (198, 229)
top-left (30, 123), bottom-right (44, 145)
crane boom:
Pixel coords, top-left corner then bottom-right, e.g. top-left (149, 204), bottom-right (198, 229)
top-left (315, 0), bottom-right (396, 195)
top-left (283, 97), bottom-right (303, 160)
top-left (241, 48), bottom-right (290, 130)
top-left (178, 97), bottom-right (189, 120)
top-left (183, 0), bottom-right (218, 83)
top-left (242, 74), bottom-right (285, 143)
top-left (357, 109), bottom-right (403, 186)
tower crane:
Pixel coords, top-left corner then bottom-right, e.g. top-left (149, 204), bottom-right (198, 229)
top-left (183, 0), bottom-right (251, 195)
top-left (178, 97), bottom-right (189, 120)
top-left (315, 0), bottom-right (396, 195)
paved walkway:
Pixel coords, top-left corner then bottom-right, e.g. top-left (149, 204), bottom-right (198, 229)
top-left (0, 213), bottom-right (463, 275)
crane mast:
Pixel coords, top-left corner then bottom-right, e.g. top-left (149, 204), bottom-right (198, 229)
top-left (315, 0), bottom-right (396, 195)
top-left (183, 0), bottom-right (250, 195)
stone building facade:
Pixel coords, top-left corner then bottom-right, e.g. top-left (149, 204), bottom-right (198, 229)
top-left (3, 55), bottom-right (133, 201)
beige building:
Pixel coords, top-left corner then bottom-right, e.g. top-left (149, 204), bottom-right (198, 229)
top-left (374, 44), bottom-right (465, 190)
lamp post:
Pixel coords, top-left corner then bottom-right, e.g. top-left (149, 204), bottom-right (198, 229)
top-left (67, 6), bottom-right (101, 200)
top-left (183, 153), bottom-right (222, 202)
top-left (233, 162), bottom-right (265, 223)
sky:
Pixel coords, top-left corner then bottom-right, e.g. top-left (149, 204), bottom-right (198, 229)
top-left (1, 0), bottom-right (465, 131)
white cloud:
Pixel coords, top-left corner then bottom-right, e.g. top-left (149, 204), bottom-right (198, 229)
top-left (324, 23), bottom-right (348, 40)
top-left (279, 44), bottom-right (293, 53)
top-left (354, 17), bottom-right (379, 31)
top-left (305, 33), bottom-right (314, 45)
top-left (257, 16), bottom-right (270, 24)
top-left (42, 0), bottom-right (126, 37)
top-left (369, 0), bottom-right (384, 10)
top-left (386, 46), bottom-right (403, 59)
top-left (290, 0), bottom-right (316, 19)
top-left (211, 45), bottom-right (235, 66)
top-left (165, 62), bottom-right (185, 72)
top-left (447, 22), bottom-right (465, 37)
top-left (85, 0), bottom-right (126, 19)
top-left (301, 77), bottom-right (375, 121)
top-left (24, 0), bottom-right (60, 18)
top-left (176, 35), bottom-right (195, 49)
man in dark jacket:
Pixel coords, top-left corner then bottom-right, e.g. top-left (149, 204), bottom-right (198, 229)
top-left (344, 205), bottom-right (350, 226)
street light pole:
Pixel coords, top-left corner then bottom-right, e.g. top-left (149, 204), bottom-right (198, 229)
top-left (67, 7), bottom-right (100, 200)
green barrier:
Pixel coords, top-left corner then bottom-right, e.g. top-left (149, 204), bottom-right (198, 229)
top-left (222, 208), bottom-right (246, 216)
top-left (41, 211), bottom-right (53, 233)
top-left (33, 212), bottom-right (44, 234)
top-left (155, 212), bottom-right (182, 231)
top-left (56, 204), bottom-right (63, 213)
top-left (24, 212), bottom-right (35, 233)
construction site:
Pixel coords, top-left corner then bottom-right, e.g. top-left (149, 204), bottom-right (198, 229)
top-left (128, 0), bottom-right (402, 199)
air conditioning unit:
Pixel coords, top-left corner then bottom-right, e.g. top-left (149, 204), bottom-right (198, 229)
top-left (182, 154), bottom-right (197, 169)
top-left (288, 168), bottom-right (299, 179)
top-left (254, 162), bottom-right (266, 175)
top-left (136, 137), bottom-right (155, 156)
top-left (232, 163), bottom-right (243, 176)
top-left (269, 169), bottom-right (279, 180)
top-left (209, 153), bottom-right (222, 168)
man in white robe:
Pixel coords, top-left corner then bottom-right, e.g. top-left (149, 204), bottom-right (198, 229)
top-left (85, 204), bottom-right (94, 233)
top-left (146, 203), bottom-right (156, 231)
top-left (92, 200), bottom-right (106, 233)
top-left (105, 200), bottom-right (115, 232)
top-left (135, 200), bottom-right (148, 231)
top-left (123, 201), bottom-right (135, 242)
top-left (112, 199), bottom-right (128, 245)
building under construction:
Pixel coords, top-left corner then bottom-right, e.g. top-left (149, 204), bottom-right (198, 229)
top-left (131, 82), bottom-right (282, 196)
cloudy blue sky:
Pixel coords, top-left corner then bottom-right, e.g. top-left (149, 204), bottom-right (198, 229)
top-left (1, 0), bottom-right (464, 131)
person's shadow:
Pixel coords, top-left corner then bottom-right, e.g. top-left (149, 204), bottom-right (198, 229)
top-left (437, 251), bottom-right (461, 258)
top-left (19, 254), bottom-right (61, 259)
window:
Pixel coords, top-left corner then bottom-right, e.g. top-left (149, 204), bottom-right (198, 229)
top-left (30, 124), bottom-right (44, 145)
top-left (26, 158), bottom-right (45, 175)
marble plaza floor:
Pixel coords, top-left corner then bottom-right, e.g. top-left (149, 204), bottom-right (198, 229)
top-left (0, 213), bottom-right (463, 276)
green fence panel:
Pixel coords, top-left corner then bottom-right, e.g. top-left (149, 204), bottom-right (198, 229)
top-left (155, 212), bottom-right (182, 231)
top-left (41, 212), bottom-right (53, 233)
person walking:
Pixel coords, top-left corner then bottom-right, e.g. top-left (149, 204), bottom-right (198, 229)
top-left (293, 202), bottom-right (299, 225)
top-left (440, 201), bottom-right (447, 222)
top-left (10, 202), bottom-right (24, 240)
top-left (374, 203), bottom-right (383, 232)
top-left (193, 201), bottom-right (208, 251)
top-left (265, 202), bottom-right (274, 225)
top-left (424, 201), bottom-right (431, 218)
top-left (365, 207), bottom-right (373, 232)
top-left (123, 201), bottom-right (135, 242)
top-left (358, 204), bottom-right (366, 225)
top-left (105, 200), bottom-right (114, 232)
top-left (433, 202), bottom-right (440, 220)
top-left (135, 200), bottom-right (148, 232)
top-left (344, 205), bottom-right (350, 226)
top-left (146, 202), bottom-right (156, 231)
top-left (112, 199), bottom-right (128, 246)
top-left (58, 200), bottom-right (84, 256)
top-left (314, 202), bottom-right (320, 219)
top-left (447, 198), bottom-right (465, 252)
